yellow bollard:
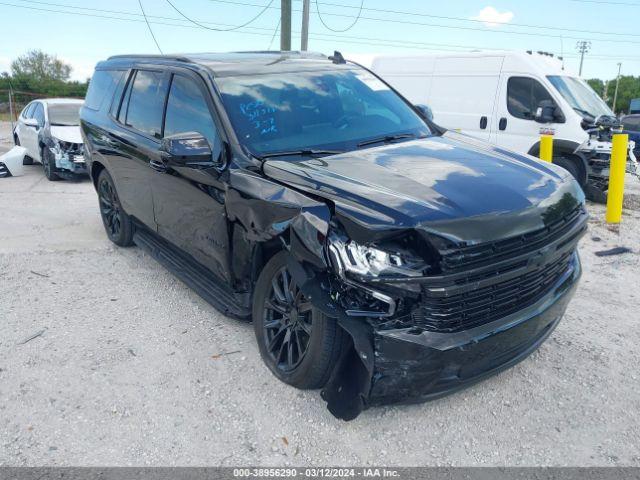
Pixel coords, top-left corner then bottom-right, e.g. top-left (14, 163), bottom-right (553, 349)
top-left (606, 133), bottom-right (628, 224)
top-left (539, 134), bottom-right (553, 162)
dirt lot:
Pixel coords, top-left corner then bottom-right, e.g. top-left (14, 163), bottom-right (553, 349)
top-left (1, 121), bottom-right (640, 466)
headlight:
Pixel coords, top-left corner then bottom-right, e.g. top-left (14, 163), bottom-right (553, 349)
top-left (328, 237), bottom-right (424, 279)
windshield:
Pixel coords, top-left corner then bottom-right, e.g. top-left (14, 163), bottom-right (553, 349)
top-left (48, 103), bottom-right (81, 126)
top-left (547, 75), bottom-right (613, 118)
top-left (216, 69), bottom-right (430, 157)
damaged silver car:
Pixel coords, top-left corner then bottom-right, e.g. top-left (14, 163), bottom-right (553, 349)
top-left (13, 98), bottom-right (86, 181)
top-left (80, 52), bottom-right (587, 420)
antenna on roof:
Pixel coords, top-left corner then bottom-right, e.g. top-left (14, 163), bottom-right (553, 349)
top-left (329, 50), bottom-right (346, 64)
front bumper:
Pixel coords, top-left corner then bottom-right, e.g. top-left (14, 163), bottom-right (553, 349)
top-left (368, 251), bottom-right (581, 406)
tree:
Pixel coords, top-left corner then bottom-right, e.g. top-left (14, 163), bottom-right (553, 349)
top-left (11, 50), bottom-right (71, 82)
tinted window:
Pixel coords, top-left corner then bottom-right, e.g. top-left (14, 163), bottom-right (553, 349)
top-left (216, 69), bottom-right (429, 156)
top-left (164, 75), bottom-right (220, 154)
top-left (623, 116), bottom-right (640, 131)
top-left (85, 70), bottom-right (125, 111)
top-left (124, 70), bottom-right (166, 138)
top-left (110, 70), bottom-right (130, 117)
top-left (507, 77), bottom-right (554, 120)
top-left (32, 103), bottom-right (45, 127)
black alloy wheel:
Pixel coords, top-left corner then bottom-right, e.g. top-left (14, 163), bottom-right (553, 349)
top-left (253, 251), bottom-right (346, 389)
top-left (97, 169), bottom-right (134, 246)
top-left (262, 266), bottom-right (314, 372)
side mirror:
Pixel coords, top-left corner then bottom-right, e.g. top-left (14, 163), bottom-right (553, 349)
top-left (24, 118), bottom-right (39, 129)
top-left (160, 132), bottom-right (217, 169)
top-left (535, 100), bottom-right (558, 124)
top-left (415, 104), bottom-right (434, 122)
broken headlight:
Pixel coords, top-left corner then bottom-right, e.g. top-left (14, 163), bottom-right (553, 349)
top-left (328, 237), bottom-right (424, 279)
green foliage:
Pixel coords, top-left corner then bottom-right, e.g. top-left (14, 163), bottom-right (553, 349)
top-left (0, 50), bottom-right (88, 116)
top-left (11, 50), bottom-right (71, 82)
top-left (586, 78), bottom-right (604, 97)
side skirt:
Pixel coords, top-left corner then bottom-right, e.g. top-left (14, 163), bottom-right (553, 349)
top-left (133, 228), bottom-right (251, 320)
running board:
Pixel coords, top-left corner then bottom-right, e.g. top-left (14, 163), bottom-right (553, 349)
top-left (133, 229), bottom-right (251, 320)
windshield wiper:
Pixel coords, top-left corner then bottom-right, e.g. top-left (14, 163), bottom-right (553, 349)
top-left (357, 133), bottom-right (416, 148)
top-left (573, 107), bottom-right (596, 119)
top-left (257, 149), bottom-right (343, 160)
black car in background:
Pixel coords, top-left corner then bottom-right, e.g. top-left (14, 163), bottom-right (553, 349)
top-left (80, 52), bottom-right (587, 420)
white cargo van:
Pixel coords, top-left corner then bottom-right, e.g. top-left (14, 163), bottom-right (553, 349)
top-left (367, 51), bottom-right (639, 201)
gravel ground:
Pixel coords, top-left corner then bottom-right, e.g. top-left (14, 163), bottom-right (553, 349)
top-left (1, 121), bottom-right (640, 466)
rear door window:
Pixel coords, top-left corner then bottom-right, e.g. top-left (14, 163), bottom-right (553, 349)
top-left (122, 70), bottom-right (167, 138)
top-left (507, 77), bottom-right (554, 120)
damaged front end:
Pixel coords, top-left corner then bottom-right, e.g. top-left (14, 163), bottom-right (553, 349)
top-left (577, 116), bottom-right (640, 199)
top-left (47, 138), bottom-right (87, 176)
top-left (287, 194), bottom-right (588, 421)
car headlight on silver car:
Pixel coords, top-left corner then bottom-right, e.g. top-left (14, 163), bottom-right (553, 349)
top-left (328, 237), bottom-right (424, 279)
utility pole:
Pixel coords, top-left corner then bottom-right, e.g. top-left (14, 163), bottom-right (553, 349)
top-left (301, 0), bottom-right (310, 51)
top-left (576, 40), bottom-right (591, 76)
top-left (613, 62), bottom-right (622, 115)
top-left (280, 0), bottom-right (292, 51)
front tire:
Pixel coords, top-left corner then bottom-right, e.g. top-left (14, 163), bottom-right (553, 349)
top-left (253, 251), bottom-right (345, 389)
top-left (42, 147), bottom-right (60, 181)
top-left (97, 169), bottom-right (134, 247)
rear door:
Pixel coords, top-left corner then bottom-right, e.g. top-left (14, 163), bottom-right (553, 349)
top-left (426, 56), bottom-right (503, 141)
top-left (20, 102), bottom-right (42, 159)
top-left (15, 102), bottom-right (36, 154)
top-left (107, 68), bottom-right (169, 229)
top-left (151, 70), bottom-right (231, 282)
top-left (493, 75), bottom-right (561, 153)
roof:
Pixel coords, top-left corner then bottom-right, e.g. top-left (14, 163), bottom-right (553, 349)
top-left (103, 51), bottom-right (355, 77)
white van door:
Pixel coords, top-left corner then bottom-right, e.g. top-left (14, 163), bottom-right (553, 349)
top-left (493, 75), bottom-right (561, 153)
top-left (426, 56), bottom-right (503, 141)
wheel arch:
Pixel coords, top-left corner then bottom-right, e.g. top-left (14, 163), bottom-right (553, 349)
top-left (528, 139), bottom-right (588, 186)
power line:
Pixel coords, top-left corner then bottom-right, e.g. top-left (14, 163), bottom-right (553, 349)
top-left (6, 0), bottom-right (640, 62)
top-left (165, 0), bottom-right (274, 31)
top-left (206, 0), bottom-right (640, 40)
top-left (268, 18), bottom-right (281, 49)
top-left (138, 0), bottom-right (163, 53)
top-left (315, 0), bottom-right (363, 33)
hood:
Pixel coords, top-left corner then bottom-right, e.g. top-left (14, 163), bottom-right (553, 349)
top-left (50, 125), bottom-right (83, 144)
top-left (262, 133), bottom-right (584, 244)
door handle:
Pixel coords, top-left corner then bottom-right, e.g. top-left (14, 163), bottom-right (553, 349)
top-left (480, 116), bottom-right (488, 130)
top-left (149, 158), bottom-right (167, 172)
top-left (499, 117), bottom-right (508, 131)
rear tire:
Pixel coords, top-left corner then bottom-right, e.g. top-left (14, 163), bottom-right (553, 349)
top-left (97, 169), bottom-right (134, 247)
top-left (16, 134), bottom-right (34, 165)
top-left (253, 251), bottom-right (345, 389)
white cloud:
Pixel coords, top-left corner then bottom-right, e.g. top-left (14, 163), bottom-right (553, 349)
top-left (471, 6), bottom-right (514, 28)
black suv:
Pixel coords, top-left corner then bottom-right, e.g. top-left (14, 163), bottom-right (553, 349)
top-left (80, 52), bottom-right (587, 420)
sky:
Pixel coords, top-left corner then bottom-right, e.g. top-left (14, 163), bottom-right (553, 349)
top-left (1, 0), bottom-right (640, 82)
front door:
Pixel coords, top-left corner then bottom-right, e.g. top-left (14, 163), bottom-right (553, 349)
top-left (493, 75), bottom-right (562, 153)
top-left (151, 71), bottom-right (231, 282)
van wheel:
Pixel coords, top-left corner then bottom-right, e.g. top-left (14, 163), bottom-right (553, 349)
top-left (253, 251), bottom-right (345, 389)
top-left (554, 155), bottom-right (586, 187)
top-left (97, 169), bottom-right (134, 246)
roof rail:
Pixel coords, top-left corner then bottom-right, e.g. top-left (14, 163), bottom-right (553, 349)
top-left (107, 54), bottom-right (191, 62)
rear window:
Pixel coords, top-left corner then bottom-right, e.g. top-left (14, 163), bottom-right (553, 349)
top-left (123, 70), bottom-right (166, 138)
top-left (85, 70), bottom-right (125, 111)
